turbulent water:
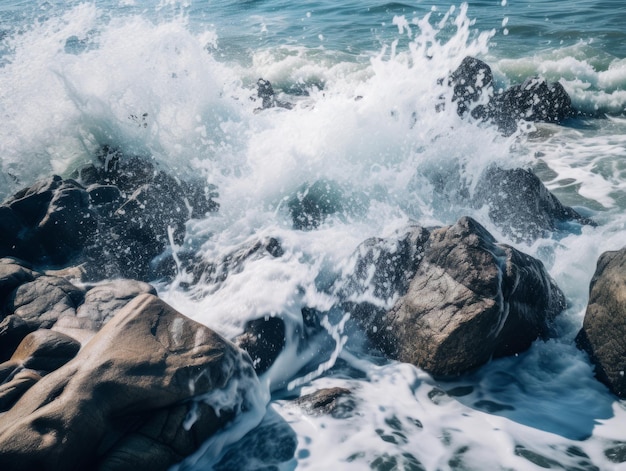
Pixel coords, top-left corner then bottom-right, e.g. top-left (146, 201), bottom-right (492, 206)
top-left (1, 1), bottom-right (626, 469)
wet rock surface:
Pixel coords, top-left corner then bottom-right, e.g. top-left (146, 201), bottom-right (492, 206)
top-left (450, 56), bottom-right (575, 135)
top-left (0, 147), bottom-right (218, 282)
top-left (576, 247), bottom-right (626, 398)
top-left (0, 293), bottom-right (255, 471)
top-left (343, 217), bottom-right (566, 376)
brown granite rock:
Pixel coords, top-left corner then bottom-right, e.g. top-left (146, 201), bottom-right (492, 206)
top-left (0, 293), bottom-right (257, 471)
top-left (576, 247), bottom-right (626, 398)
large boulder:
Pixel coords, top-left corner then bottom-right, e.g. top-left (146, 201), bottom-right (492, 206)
top-left (0, 293), bottom-right (258, 471)
top-left (0, 147), bottom-right (219, 282)
top-left (576, 248), bottom-right (626, 398)
top-left (346, 217), bottom-right (566, 376)
top-left (0, 177), bottom-right (95, 264)
top-left (472, 166), bottom-right (596, 243)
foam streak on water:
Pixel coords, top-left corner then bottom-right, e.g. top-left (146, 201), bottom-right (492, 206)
top-left (1, 1), bottom-right (625, 470)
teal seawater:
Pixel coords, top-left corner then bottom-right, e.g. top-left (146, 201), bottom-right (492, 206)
top-left (2, 0), bottom-right (626, 57)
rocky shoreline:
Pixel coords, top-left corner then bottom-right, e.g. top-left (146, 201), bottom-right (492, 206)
top-left (0, 57), bottom-right (624, 470)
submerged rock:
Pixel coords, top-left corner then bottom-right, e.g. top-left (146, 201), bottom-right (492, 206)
top-left (0, 293), bottom-right (256, 471)
top-left (183, 236), bottom-right (284, 290)
top-left (288, 179), bottom-right (345, 230)
top-left (0, 147), bottom-right (219, 282)
top-left (234, 316), bottom-right (286, 374)
top-left (293, 387), bottom-right (355, 418)
top-left (576, 247), bottom-right (626, 398)
top-left (287, 179), bottom-right (367, 230)
top-left (213, 411), bottom-right (297, 471)
top-left (344, 217), bottom-right (566, 376)
top-left (256, 78), bottom-right (293, 111)
top-left (472, 166), bottom-right (596, 243)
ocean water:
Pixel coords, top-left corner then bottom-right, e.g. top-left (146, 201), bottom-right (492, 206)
top-left (1, 1), bottom-right (626, 470)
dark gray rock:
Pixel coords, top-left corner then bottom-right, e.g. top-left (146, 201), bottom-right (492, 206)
top-left (213, 411), bottom-right (297, 471)
top-left (0, 147), bottom-right (219, 282)
top-left (449, 57), bottom-right (575, 135)
top-left (449, 56), bottom-right (494, 119)
top-left (256, 78), bottom-right (293, 111)
top-left (338, 226), bottom-right (430, 303)
top-left (293, 387), bottom-right (355, 418)
top-left (234, 316), bottom-right (286, 374)
top-left (472, 166), bottom-right (596, 244)
top-left (183, 237), bottom-right (284, 289)
top-left (347, 217), bottom-right (565, 376)
top-left (576, 247), bottom-right (626, 398)
top-left (491, 76), bottom-right (573, 135)
top-left (0, 293), bottom-right (256, 471)
top-left (288, 179), bottom-right (345, 230)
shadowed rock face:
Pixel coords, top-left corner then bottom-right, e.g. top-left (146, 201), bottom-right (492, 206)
top-left (472, 166), bottom-right (596, 244)
top-left (0, 148), bottom-right (218, 282)
top-left (0, 294), bottom-right (257, 471)
top-left (345, 217), bottom-right (565, 377)
top-left (576, 248), bottom-right (626, 398)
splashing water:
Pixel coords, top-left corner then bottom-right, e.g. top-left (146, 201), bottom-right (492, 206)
top-left (1, 1), bottom-right (626, 470)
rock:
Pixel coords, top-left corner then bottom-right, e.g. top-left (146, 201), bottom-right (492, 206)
top-left (449, 57), bottom-right (575, 135)
top-left (1, 177), bottom-right (95, 265)
top-left (74, 279), bottom-right (157, 330)
top-left (0, 330), bottom-right (80, 411)
top-left (576, 248), bottom-right (626, 398)
top-left (491, 76), bottom-right (573, 135)
top-left (184, 237), bottom-right (284, 289)
top-left (472, 166), bottom-right (596, 243)
top-left (293, 387), bottom-right (355, 418)
top-left (36, 182), bottom-right (97, 264)
top-left (0, 293), bottom-right (257, 471)
top-left (4, 175), bottom-right (64, 227)
top-left (0, 370), bottom-right (41, 412)
top-left (0, 207), bottom-right (21, 257)
top-left (338, 226), bottom-right (430, 303)
top-left (213, 411), bottom-right (297, 471)
top-left (449, 56), bottom-right (494, 119)
top-left (348, 217), bottom-right (565, 376)
top-left (234, 316), bottom-right (286, 374)
top-left (286, 179), bottom-right (368, 231)
top-left (0, 315), bottom-right (38, 363)
top-left (7, 329), bottom-right (81, 372)
top-left (0, 147), bottom-right (219, 282)
top-left (256, 78), bottom-right (293, 110)
top-left (288, 179), bottom-right (344, 230)
top-left (0, 257), bottom-right (39, 305)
